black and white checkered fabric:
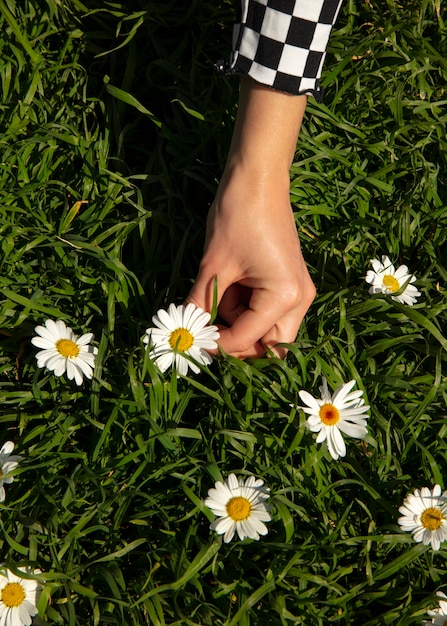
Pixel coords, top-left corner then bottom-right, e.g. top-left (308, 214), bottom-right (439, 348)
top-left (224, 0), bottom-right (344, 100)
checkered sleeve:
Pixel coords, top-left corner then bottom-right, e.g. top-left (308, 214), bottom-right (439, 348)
top-left (221, 0), bottom-right (343, 100)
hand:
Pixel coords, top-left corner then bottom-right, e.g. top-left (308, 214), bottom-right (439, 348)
top-left (186, 78), bottom-right (316, 358)
top-left (186, 166), bottom-right (316, 358)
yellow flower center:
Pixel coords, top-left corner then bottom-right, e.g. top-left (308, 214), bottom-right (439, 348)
top-left (319, 403), bottom-right (340, 425)
top-left (420, 506), bottom-right (444, 531)
top-left (226, 496), bottom-right (252, 522)
top-left (1, 582), bottom-right (26, 607)
top-left (382, 274), bottom-right (400, 292)
top-left (56, 338), bottom-right (80, 358)
top-left (168, 328), bottom-right (194, 352)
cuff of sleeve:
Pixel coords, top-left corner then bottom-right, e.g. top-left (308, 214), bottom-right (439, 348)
top-left (215, 59), bottom-right (324, 102)
top-left (220, 0), bottom-right (344, 103)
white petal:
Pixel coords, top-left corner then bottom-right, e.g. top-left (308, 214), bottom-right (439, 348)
top-left (153, 351), bottom-right (174, 372)
top-left (337, 421), bottom-right (368, 439)
top-left (327, 426), bottom-right (346, 459)
top-left (76, 333), bottom-right (94, 346)
top-left (0, 441), bottom-right (14, 455)
top-left (315, 428), bottom-right (327, 443)
top-left (331, 380), bottom-right (358, 407)
top-left (153, 308), bottom-right (176, 331)
top-left (298, 390), bottom-right (321, 413)
top-left (370, 258), bottom-right (385, 271)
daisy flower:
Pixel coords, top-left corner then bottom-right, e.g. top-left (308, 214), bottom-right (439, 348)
top-left (31, 319), bottom-right (98, 385)
top-left (425, 591), bottom-right (447, 625)
top-left (365, 254), bottom-right (420, 305)
top-left (143, 303), bottom-right (220, 376)
top-left (0, 442), bottom-right (22, 503)
top-left (204, 473), bottom-right (271, 543)
top-left (298, 378), bottom-right (370, 460)
top-left (398, 484), bottom-right (447, 551)
top-left (0, 566), bottom-right (41, 626)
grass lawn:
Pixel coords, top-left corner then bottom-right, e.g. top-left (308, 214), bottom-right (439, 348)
top-left (0, 0), bottom-right (447, 624)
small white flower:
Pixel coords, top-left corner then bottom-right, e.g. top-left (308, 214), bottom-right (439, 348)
top-left (0, 566), bottom-right (41, 626)
top-left (365, 254), bottom-right (420, 305)
top-left (398, 485), bottom-right (447, 551)
top-left (31, 319), bottom-right (98, 385)
top-left (426, 591), bottom-right (447, 625)
top-left (204, 474), bottom-right (271, 543)
top-left (298, 378), bottom-right (370, 460)
top-left (0, 442), bottom-right (22, 503)
top-left (143, 303), bottom-right (219, 376)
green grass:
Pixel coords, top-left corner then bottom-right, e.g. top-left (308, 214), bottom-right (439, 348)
top-left (1, 0), bottom-right (447, 624)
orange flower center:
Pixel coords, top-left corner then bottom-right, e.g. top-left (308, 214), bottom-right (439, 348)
top-left (319, 404), bottom-right (340, 425)
top-left (169, 328), bottom-right (194, 351)
top-left (226, 496), bottom-right (251, 521)
top-left (382, 274), bottom-right (400, 292)
top-left (56, 338), bottom-right (80, 358)
top-left (1, 582), bottom-right (26, 607)
top-left (420, 507), bottom-right (444, 531)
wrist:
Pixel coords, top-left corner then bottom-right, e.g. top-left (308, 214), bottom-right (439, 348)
top-left (224, 150), bottom-right (292, 184)
top-left (219, 158), bottom-right (292, 198)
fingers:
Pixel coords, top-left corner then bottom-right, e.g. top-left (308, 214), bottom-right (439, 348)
top-left (259, 297), bottom-right (313, 359)
top-left (217, 277), bottom-right (316, 359)
top-left (216, 286), bottom-right (296, 356)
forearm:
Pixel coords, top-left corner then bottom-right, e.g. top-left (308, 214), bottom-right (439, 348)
top-left (225, 77), bottom-right (307, 179)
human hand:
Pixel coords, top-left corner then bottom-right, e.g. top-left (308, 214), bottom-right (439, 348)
top-left (186, 79), bottom-right (315, 358)
top-left (186, 166), bottom-right (316, 358)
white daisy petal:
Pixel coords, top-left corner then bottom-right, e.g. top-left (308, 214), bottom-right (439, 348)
top-left (153, 352), bottom-right (174, 373)
top-left (143, 303), bottom-right (219, 377)
top-left (331, 380), bottom-right (357, 407)
top-left (0, 442), bottom-right (14, 456)
top-left (315, 428), bottom-right (327, 443)
top-left (298, 390), bottom-right (322, 412)
top-left (326, 426), bottom-right (345, 460)
top-left (337, 421), bottom-right (368, 439)
top-left (154, 308), bottom-right (176, 331)
top-left (182, 302), bottom-right (201, 328)
top-left (76, 332), bottom-right (95, 346)
top-left (393, 264), bottom-right (410, 279)
top-left (30, 336), bottom-right (54, 350)
top-left (211, 516), bottom-right (234, 535)
top-left (223, 525), bottom-right (237, 543)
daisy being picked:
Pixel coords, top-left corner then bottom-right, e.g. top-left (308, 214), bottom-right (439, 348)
top-left (298, 378), bottom-right (370, 460)
top-left (143, 302), bottom-right (219, 376)
top-left (204, 473), bottom-right (272, 543)
top-left (398, 484), bottom-right (447, 551)
top-left (0, 441), bottom-right (22, 503)
top-left (423, 591), bottom-right (447, 626)
top-left (365, 254), bottom-right (420, 305)
top-left (31, 319), bottom-right (98, 385)
top-left (0, 566), bottom-right (41, 626)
